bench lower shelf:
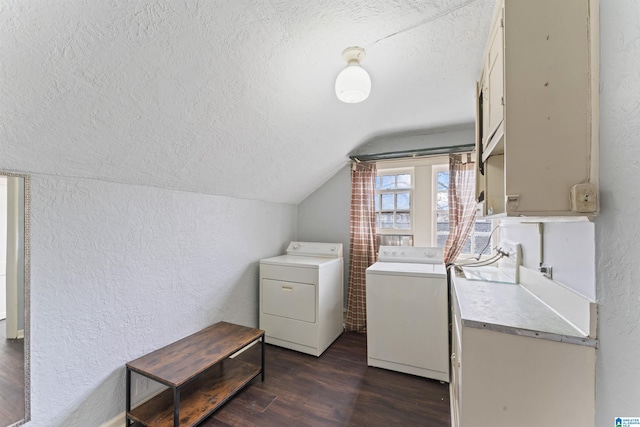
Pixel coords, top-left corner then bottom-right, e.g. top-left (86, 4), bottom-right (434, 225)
top-left (128, 358), bottom-right (261, 427)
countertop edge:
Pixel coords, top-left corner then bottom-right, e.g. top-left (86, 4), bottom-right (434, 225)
top-left (460, 318), bottom-right (598, 348)
top-left (452, 274), bottom-right (598, 348)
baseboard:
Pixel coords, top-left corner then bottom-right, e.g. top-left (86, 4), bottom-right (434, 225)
top-left (2, 328), bottom-right (24, 339)
top-left (100, 412), bottom-right (125, 427)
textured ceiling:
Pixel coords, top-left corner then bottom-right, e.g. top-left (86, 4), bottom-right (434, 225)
top-left (0, 0), bottom-right (494, 204)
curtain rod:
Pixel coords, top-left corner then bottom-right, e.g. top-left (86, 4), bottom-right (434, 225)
top-left (349, 143), bottom-right (475, 163)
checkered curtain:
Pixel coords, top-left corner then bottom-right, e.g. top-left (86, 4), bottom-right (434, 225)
top-left (444, 154), bottom-right (477, 264)
top-left (345, 162), bottom-right (377, 333)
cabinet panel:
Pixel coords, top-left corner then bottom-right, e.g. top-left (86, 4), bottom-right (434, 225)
top-left (485, 9), bottom-right (504, 148)
top-left (450, 313), bottom-right (462, 427)
top-left (475, 0), bottom-right (598, 218)
top-left (457, 326), bottom-right (594, 426)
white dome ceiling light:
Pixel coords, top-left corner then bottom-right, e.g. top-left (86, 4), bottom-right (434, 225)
top-left (335, 46), bottom-right (371, 104)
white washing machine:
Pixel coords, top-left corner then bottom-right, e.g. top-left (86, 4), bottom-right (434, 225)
top-left (366, 246), bottom-right (449, 382)
top-left (259, 241), bottom-right (344, 357)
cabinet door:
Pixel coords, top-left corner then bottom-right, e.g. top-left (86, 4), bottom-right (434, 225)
top-left (450, 313), bottom-right (462, 427)
top-left (482, 81), bottom-right (490, 150)
top-left (484, 8), bottom-right (504, 147)
top-left (475, 82), bottom-right (486, 210)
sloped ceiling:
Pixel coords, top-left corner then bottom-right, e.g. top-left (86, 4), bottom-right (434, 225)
top-left (0, 0), bottom-right (494, 204)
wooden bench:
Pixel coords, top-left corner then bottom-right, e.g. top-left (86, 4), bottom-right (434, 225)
top-left (125, 321), bottom-right (265, 427)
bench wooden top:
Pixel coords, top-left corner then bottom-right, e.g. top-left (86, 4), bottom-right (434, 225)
top-left (126, 321), bottom-right (264, 387)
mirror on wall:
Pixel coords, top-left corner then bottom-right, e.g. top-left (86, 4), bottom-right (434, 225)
top-left (0, 172), bottom-right (30, 427)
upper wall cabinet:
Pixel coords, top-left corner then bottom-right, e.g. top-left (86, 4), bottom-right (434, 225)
top-left (475, 0), bottom-right (599, 219)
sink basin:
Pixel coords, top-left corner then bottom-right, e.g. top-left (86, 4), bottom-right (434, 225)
top-left (454, 241), bottom-right (521, 284)
top-left (460, 266), bottom-right (518, 284)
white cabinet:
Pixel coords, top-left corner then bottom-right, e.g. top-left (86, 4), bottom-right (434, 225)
top-left (475, 0), bottom-right (599, 218)
top-left (449, 279), bottom-right (596, 427)
top-left (481, 7), bottom-right (504, 150)
top-left (449, 300), bottom-right (462, 427)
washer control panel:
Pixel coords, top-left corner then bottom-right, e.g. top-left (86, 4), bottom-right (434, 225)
top-left (377, 246), bottom-right (444, 264)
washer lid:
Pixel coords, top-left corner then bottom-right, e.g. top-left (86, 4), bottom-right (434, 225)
top-left (260, 254), bottom-right (342, 268)
top-left (366, 261), bottom-right (446, 278)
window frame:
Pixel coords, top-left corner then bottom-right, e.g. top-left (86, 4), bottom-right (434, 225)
top-left (374, 167), bottom-right (415, 235)
top-left (432, 164), bottom-right (450, 248)
top-left (432, 164), bottom-right (494, 257)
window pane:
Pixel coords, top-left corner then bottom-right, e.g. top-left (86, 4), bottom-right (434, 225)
top-left (375, 212), bottom-right (380, 229)
top-left (475, 221), bottom-right (492, 232)
top-left (380, 175), bottom-right (395, 190)
top-left (396, 174), bottom-right (411, 189)
top-left (380, 213), bottom-right (394, 229)
top-left (381, 193), bottom-right (394, 210)
top-left (475, 234), bottom-right (492, 255)
top-left (395, 213), bottom-right (411, 229)
top-left (462, 236), bottom-right (472, 254)
top-left (437, 171), bottom-right (449, 192)
top-left (437, 234), bottom-right (448, 248)
top-left (396, 192), bottom-right (410, 210)
top-left (436, 212), bottom-right (449, 232)
top-left (375, 194), bottom-right (380, 211)
top-left (437, 192), bottom-right (448, 210)
top-left (375, 176), bottom-right (381, 190)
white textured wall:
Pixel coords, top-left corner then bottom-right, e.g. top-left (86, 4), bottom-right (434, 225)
top-left (595, 0), bottom-right (640, 422)
top-left (28, 174), bottom-right (296, 426)
top-left (500, 221), bottom-right (596, 300)
top-left (0, 1), bottom-right (494, 205)
top-left (297, 165), bottom-right (351, 298)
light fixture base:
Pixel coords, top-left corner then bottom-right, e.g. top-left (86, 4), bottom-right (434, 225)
top-left (342, 46), bottom-right (366, 64)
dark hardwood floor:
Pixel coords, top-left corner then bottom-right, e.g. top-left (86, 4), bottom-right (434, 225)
top-left (203, 332), bottom-right (451, 427)
top-left (0, 319), bottom-right (25, 425)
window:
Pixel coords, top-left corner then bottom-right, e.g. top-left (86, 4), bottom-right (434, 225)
top-left (375, 169), bottom-right (413, 246)
top-left (434, 168), bottom-right (492, 256)
top-left (434, 169), bottom-right (450, 248)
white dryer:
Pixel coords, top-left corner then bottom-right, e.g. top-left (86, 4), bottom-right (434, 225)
top-left (259, 241), bottom-right (343, 357)
top-left (366, 246), bottom-right (449, 382)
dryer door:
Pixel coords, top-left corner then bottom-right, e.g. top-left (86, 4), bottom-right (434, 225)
top-left (262, 279), bottom-right (316, 323)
